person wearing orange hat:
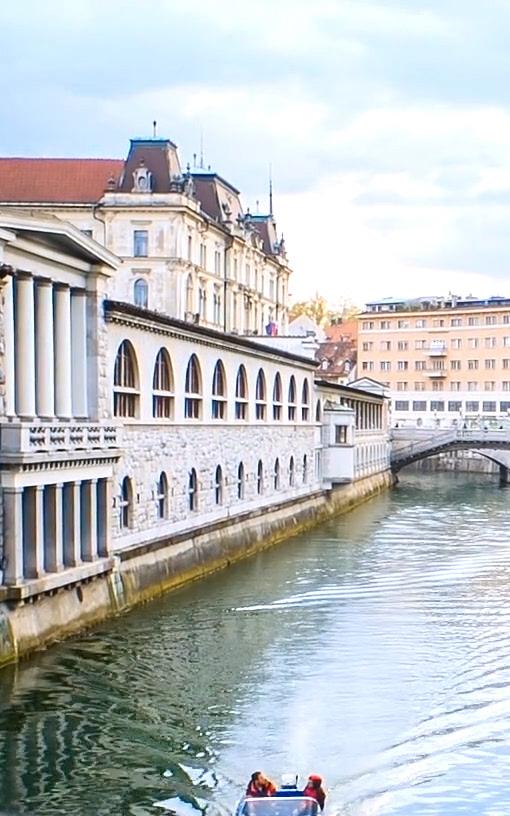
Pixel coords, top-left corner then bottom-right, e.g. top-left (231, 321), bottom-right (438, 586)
top-left (303, 774), bottom-right (326, 811)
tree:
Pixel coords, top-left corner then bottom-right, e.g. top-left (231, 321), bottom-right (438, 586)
top-left (289, 293), bottom-right (359, 327)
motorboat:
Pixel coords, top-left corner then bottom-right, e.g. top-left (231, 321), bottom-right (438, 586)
top-left (235, 794), bottom-right (320, 816)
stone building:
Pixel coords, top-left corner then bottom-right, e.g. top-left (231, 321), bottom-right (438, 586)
top-left (0, 136), bottom-right (290, 335)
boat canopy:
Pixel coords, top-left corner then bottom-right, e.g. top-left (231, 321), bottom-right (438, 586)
top-left (238, 796), bottom-right (319, 816)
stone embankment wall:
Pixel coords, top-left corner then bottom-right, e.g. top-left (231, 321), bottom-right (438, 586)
top-left (0, 470), bottom-right (394, 667)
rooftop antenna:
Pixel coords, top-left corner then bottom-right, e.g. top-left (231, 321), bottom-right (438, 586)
top-left (269, 163), bottom-right (273, 217)
top-left (153, 120), bottom-right (157, 138)
top-left (199, 128), bottom-right (204, 169)
top-left (256, 199), bottom-right (260, 214)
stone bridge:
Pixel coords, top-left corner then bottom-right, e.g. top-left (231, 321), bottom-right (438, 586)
top-left (390, 426), bottom-right (510, 476)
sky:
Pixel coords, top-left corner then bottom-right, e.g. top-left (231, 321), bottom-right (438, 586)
top-left (2, 0), bottom-right (510, 307)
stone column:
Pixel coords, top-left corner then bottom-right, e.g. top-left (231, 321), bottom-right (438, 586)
top-left (71, 288), bottom-right (88, 418)
top-left (35, 278), bottom-right (55, 419)
top-left (44, 483), bottom-right (64, 572)
top-left (53, 283), bottom-right (72, 419)
top-left (63, 481), bottom-right (81, 567)
top-left (2, 273), bottom-right (16, 417)
top-left (2, 487), bottom-right (24, 584)
top-left (80, 479), bottom-right (97, 561)
top-left (23, 485), bottom-right (45, 578)
top-left (14, 272), bottom-right (36, 418)
top-left (96, 477), bottom-right (111, 557)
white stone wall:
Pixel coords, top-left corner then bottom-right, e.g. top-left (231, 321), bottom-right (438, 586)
top-left (112, 424), bottom-right (318, 549)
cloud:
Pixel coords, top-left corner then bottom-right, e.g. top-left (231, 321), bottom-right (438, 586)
top-left (2, 0), bottom-right (510, 304)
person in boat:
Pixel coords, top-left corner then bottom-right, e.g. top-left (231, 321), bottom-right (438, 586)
top-left (246, 771), bottom-right (277, 798)
top-left (302, 775), bottom-right (326, 811)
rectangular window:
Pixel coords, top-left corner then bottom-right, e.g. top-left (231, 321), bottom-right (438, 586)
top-left (501, 401), bottom-right (510, 411)
top-left (485, 337), bottom-right (496, 348)
top-left (450, 382), bottom-right (461, 391)
top-left (335, 425), bottom-right (348, 444)
top-left (415, 319), bottom-right (427, 328)
top-left (214, 250), bottom-right (221, 275)
top-left (412, 401), bottom-right (427, 411)
top-left (430, 401), bottom-right (445, 411)
top-left (432, 359), bottom-right (445, 370)
top-left (380, 320), bottom-right (391, 329)
top-left (485, 359), bottom-right (496, 369)
top-left (362, 321), bottom-right (374, 330)
top-left (451, 338), bottom-right (462, 349)
top-left (468, 338), bottom-right (479, 349)
top-left (396, 381), bottom-right (408, 391)
top-left (415, 339), bottom-right (427, 350)
top-left (432, 318), bottom-right (444, 327)
top-left (397, 360), bottom-right (408, 370)
top-left (468, 316), bottom-right (479, 326)
top-left (486, 315), bottom-right (497, 325)
top-left (415, 360), bottom-right (426, 371)
top-left (415, 382), bottom-right (426, 391)
top-left (362, 342), bottom-right (373, 351)
top-left (504, 315), bottom-right (510, 324)
top-left (484, 381), bottom-right (495, 391)
top-left (380, 340), bottom-right (391, 351)
top-left (503, 382), bottom-right (510, 392)
top-left (380, 361), bottom-right (391, 371)
top-left (362, 361), bottom-right (374, 371)
top-left (397, 341), bottom-right (408, 351)
top-left (451, 360), bottom-right (461, 370)
top-left (483, 401), bottom-right (497, 412)
top-left (133, 229), bottom-right (148, 257)
top-left (504, 337), bottom-right (510, 347)
top-left (450, 318), bottom-right (462, 326)
top-left (467, 381), bottom-right (478, 391)
top-left (432, 381), bottom-right (444, 391)
top-left (468, 359), bottom-right (479, 369)
top-left (395, 400), bottom-right (409, 411)
top-left (503, 359), bottom-right (510, 369)
top-left (397, 320), bottom-right (409, 329)
top-left (466, 401), bottom-right (480, 412)
top-left (448, 401), bottom-right (462, 411)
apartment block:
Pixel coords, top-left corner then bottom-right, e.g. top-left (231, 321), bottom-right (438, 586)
top-left (357, 296), bottom-right (510, 426)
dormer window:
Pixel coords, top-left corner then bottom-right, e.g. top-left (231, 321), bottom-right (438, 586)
top-left (132, 160), bottom-right (152, 192)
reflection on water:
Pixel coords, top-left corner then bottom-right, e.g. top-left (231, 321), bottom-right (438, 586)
top-left (1, 472), bottom-right (510, 815)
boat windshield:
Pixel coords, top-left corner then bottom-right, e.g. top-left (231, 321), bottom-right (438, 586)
top-left (239, 797), bottom-right (319, 816)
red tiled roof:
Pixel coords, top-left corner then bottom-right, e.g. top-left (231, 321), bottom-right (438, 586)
top-left (0, 158), bottom-right (124, 203)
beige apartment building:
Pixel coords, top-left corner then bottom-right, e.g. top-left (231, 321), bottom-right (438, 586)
top-left (357, 296), bottom-right (510, 426)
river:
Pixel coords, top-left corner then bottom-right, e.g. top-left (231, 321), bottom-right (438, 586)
top-left (1, 471), bottom-right (510, 816)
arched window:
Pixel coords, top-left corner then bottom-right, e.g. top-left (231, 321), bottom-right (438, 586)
top-left (272, 372), bottom-right (282, 420)
top-left (303, 454), bottom-right (308, 484)
top-left (152, 348), bottom-right (174, 418)
top-left (114, 340), bottom-right (139, 417)
top-left (134, 278), bottom-right (148, 308)
top-left (237, 462), bottom-right (245, 499)
top-left (257, 460), bottom-right (264, 495)
top-left (255, 369), bottom-right (266, 420)
top-left (188, 468), bottom-right (198, 511)
top-left (235, 365), bottom-right (248, 420)
top-left (289, 456), bottom-right (295, 487)
top-left (214, 465), bottom-right (223, 505)
top-left (301, 379), bottom-right (310, 421)
top-left (186, 274), bottom-right (194, 314)
top-left (288, 376), bottom-right (297, 421)
top-left (119, 476), bottom-right (133, 529)
top-left (212, 360), bottom-right (227, 420)
top-left (315, 399), bottom-right (322, 423)
top-left (274, 457), bottom-right (280, 490)
top-left (184, 354), bottom-right (202, 419)
top-left (156, 472), bottom-right (168, 519)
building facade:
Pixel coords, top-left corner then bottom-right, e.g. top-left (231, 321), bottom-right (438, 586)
top-left (358, 295), bottom-right (510, 426)
top-left (0, 213), bottom-right (390, 616)
top-left (0, 137), bottom-right (291, 336)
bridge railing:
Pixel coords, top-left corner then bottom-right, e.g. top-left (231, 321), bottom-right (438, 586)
top-left (390, 426), bottom-right (510, 464)
top-left (390, 429), bottom-right (457, 462)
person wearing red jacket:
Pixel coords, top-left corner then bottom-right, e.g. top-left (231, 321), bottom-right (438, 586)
top-left (245, 771), bottom-right (277, 798)
top-left (303, 775), bottom-right (326, 811)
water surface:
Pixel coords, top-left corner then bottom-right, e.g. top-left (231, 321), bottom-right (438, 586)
top-left (1, 472), bottom-right (510, 815)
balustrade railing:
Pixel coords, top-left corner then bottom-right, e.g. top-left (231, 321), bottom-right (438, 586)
top-left (0, 422), bottom-right (122, 454)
